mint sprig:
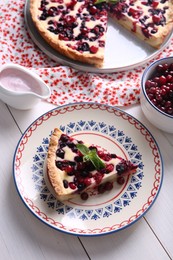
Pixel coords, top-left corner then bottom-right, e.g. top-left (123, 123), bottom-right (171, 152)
top-left (94, 0), bottom-right (120, 5)
top-left (76, 143), bottom-right (105, 170)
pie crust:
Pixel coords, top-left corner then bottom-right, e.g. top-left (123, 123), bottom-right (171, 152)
top-left (47, 128), bottom-right (67, 200)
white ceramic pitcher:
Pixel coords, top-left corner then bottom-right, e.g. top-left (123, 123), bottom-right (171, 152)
top-left (0, 63), bottom-right (51, 110)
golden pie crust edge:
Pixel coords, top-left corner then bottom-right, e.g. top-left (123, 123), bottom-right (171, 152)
top-left (47, 128), bottom-right (72, 201)
top-left (29, 0), bottom-right (104, 67)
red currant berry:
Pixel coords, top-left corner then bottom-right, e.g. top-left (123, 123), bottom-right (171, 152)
top-left (159, 75), bottom-right (167, 86)
top-left (149, 87), bottom-right (156, 94)
top-left (167, 106), bottom-right (173, 114)
top-left (152, 77), bottom-right (160, 83)
top-left (156, 94), bottom-right (162, 102)
top-left (104, 182), bottom-right (113, 191)
top-left (89, 6), bottom-right (97, 15)
top-left (98, 184), bottom-right (105, 194)
top-left (94, 172), bottom-right (103, 184)
top-left (80, 192), bottom-right (89, 200)
top-left (151, 98), bottom-right (157, 106)
top-left (165, 101), bottom-right (172, 108)
top-left (84, 178), bottom-right (92, 186)
top-left (166, 74), bottom-right (173, 83)
top-left (157, 64), bottom-right (164, 73)
top-left (90, 46), bottom-right (98, 54)
top-left (117, 176), bottom-right (125, 185)
top-left (69, 182), bottom-right (76, 190)
top-left (145, 80), bottom-right (152, 89)
top-left (106, 164), bottom-right (114, 173)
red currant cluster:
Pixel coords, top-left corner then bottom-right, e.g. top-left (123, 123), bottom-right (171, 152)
top-left (145, 62), bottom-right (173, 116)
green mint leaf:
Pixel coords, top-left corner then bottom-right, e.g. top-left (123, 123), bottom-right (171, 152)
top-left (87, 149), bottom-right (105, 170)
top-left (76, 143), bottom-right (90, 155)
top-left (95, 0), bottom-right (119, 5)
top-left (94, 0), bottom-right (106, 4)
top-left (83, 154), bottom-right (90, 162)
top-left (76, 143), bottom-right (105, 170)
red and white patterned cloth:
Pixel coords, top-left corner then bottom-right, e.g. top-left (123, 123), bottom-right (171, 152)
top-left (0, 0), bottom-right (173, 107)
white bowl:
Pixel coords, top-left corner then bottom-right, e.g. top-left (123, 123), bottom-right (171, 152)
top-left (140, 57), bottom-right (173, 134)
top-left (0, 64), bottom-right (51, 110)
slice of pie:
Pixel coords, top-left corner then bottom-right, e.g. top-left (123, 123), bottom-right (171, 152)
top-left (30, 0), bottom-right (173, 67)
top-left (47, 128), bottom-right (138, 201)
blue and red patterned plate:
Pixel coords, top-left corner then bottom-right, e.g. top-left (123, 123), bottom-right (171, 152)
top-left (13, 103), bottom-right (163, 236)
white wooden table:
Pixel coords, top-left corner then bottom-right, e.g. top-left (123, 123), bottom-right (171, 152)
top-left (0, 100), bottom-right (173, 260)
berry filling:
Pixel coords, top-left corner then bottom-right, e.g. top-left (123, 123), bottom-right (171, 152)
top-left (38, 0), bottom-right (107, 54)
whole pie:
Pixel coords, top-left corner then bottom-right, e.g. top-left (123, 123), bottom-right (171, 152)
top-left (47, 128), bottom-right (138, 201)
top-left (30, 0), bottom-right (173, 67)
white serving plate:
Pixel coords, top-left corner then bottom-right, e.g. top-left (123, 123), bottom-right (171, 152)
top-left (13, 103), bottom-right (163, 236)
top-left (24, 0), bottom-right (173, 73)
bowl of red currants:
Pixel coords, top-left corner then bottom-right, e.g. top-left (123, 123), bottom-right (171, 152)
top-left (141, 57), bottom-right (173, 133)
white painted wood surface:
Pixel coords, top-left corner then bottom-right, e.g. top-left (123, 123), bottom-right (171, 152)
top-left (0, 100), bottom-right (173, 260)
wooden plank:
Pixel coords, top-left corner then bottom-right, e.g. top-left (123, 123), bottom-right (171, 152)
top-left (0, 101), bottom-right (88, 260)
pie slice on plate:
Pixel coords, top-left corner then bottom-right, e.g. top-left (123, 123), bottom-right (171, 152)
top-left (30, 0), bottom-right (173, 67)
top-left (47, 128), bottom-right (138, 201)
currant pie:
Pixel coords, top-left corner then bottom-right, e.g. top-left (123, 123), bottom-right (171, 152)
top-left (47, 128), bottom-right (138, 201)
top-left (30, 0), bottom-right (173, 67)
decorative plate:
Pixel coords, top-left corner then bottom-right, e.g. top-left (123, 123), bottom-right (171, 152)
top-left (24, 0), bottom-right (172, 73)
top-left (13, 103), bottom-right (163, 236)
